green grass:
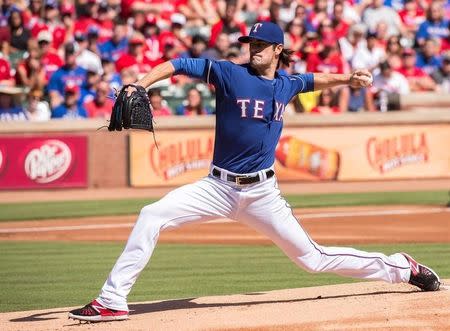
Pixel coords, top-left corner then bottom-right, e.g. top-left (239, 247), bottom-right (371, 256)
top-left (1, 190), bottom-right (448, 222)
top-left (0, 242), bottom-right (448, 312)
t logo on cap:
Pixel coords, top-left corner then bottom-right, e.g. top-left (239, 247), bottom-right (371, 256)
top-left (238, 22), bottom-right (284, 45)
top-left (252, 23), bottom-right (263, 33)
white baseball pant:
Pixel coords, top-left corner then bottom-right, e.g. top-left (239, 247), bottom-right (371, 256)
top-left (97, 165), bottom-right (411, 311)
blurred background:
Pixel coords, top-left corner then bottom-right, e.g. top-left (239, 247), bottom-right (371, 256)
top-left (0, 0), bottom-right (448, 119)
top-left (0, 0), bottom-right (449, 189)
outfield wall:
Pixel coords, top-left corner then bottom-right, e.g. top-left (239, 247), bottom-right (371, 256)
top-left (0, 110), bottom-right (449, 189)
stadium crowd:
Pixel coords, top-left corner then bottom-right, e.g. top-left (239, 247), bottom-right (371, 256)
top-left (0, 0), bottom-right (448, 121)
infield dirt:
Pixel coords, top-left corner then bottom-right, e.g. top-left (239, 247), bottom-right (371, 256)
top-left (1, 280), bottom-right (449, 331)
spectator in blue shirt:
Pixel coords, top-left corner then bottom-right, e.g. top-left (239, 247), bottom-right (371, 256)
top-left (416, 38), bottom-right (443, 75)
top-left (98, 18), bottom-right (128, 63)
top-left (0, 88), bottom-right (26, 121)
top-left (48, 42), bottom-right (87, 109)
top-left (51, 84), bottom-right (87, 119)
top-left (415, 2), bottom-right (449, 48)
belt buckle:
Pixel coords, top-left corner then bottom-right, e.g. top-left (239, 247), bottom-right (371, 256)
top-left (235, 175), bottom-right (248, 186)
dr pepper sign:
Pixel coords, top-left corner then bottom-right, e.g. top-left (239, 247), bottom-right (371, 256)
top-left (0, 136), bottom-right (88, 189)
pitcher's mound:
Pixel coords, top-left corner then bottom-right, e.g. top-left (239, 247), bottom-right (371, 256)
top-left (2, 280), bottom-right (449, 331)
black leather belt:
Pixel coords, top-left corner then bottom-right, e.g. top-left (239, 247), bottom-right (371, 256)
top-left (212, 168), bottom-right (274, 185)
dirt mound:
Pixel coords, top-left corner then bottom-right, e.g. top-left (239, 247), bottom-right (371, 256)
top-left (1, 281), bottom-right (448, 331)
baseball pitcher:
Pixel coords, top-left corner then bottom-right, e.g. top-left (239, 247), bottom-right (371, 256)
top-left (69, 22), bottom-right (440, 322)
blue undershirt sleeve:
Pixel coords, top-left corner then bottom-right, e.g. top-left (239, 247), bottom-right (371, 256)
top-left (288, 72), bottom-right (315, 98)
top-left (170, 58), bottom-right (209, 80)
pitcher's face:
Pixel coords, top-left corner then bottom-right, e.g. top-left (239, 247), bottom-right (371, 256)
top-left (249, 40), bottom-right (279, 70)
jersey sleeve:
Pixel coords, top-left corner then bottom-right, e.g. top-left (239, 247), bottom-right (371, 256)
top-left (287, 73), bottom-right (315, 98)
top-left (170, 58), bottom-right (226, 91)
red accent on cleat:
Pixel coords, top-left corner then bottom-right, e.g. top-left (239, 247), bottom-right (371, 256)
top-left (68, 300), bottom-right (128, 322)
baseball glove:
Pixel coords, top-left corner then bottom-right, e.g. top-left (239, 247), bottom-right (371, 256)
top-left (108, 84), bottom-right (154, 132)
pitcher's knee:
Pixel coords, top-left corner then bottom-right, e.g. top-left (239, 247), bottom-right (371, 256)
top-left (296, 250), bottom-right (325, 273)
top-left (137, 204), bottom-right (167, 230)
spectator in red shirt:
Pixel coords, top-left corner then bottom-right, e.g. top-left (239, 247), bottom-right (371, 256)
top-left (41, 0), bottom-right (66, 50)
top-left (0, 57), bottom-right (14, 86)
top-left (118, 34), bottom-right (153, 76)
top-left (120, 0), bottom-right (183, 24)
top-left (306, 39), bottom-right (347, 74)
top-left (398, 48), bottom-right (437, 91)
top-left (148, 42), bottom-right (178, 68)
top-left (209, 0), bottom-right (247, 47)
top-left (158, 14), bottom-right (190, 57)
top-left (15, 40), bottom-right (46, 89)
top-left (148, 88), bottom-right (172, 116)
top-left (317, 18), bottom-right (337, 50)
top-left (95, 2), bottom-right (114, 43)
top-left (332, 1), bottom-right (350, 40)
top-left (115, 54), bottom-right (139, 85)
top-left (310, 88), bottom-right (341, 114)
top-left (399, 0), bottom-right (425, 35)
top-left (37, 30), bottom-right (63, 83)
top-left (74, 0), bottom-right (99, 36)
top-left (84, 80), bottom-right (114, 119)
top-left (284, 18), bottom-right (306, 54)
top-left (23, 0), bottom-right (43, 31)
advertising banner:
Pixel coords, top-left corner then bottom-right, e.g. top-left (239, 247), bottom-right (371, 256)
top-left (129, 131), bottom-right (214, 187)
top-left (129, 125), bottom-right (450, 186)
top-left (278, 125), bottom-right (450, 181)
top-left (0, 136), bottom-right (88, 189)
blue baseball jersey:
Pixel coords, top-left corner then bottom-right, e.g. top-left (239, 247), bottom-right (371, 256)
top-left (171, 58), bottom-right (314, 173)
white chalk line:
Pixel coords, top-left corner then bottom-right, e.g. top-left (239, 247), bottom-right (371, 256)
top-left (0, 207), bottom-right (448, 234)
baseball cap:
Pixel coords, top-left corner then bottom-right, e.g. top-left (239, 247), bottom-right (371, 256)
top-left (171, 13), bottom-right (186, 26)
top-left (115, 55), bottom-right (138, 72)
top-left (37, 30), bottom-right (53, 43)
top-left (65, 82), bottom-right (79, 94)
top-left (238, 22), bottom-right (284, 45)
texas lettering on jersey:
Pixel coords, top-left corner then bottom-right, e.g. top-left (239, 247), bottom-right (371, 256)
top-left (237, 99), bottom-right (286, 121)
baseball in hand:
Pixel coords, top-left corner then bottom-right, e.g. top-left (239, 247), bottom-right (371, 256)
top-left (363, 73), bottom-right (373, 86)
top-left (351, 70), bottom-right (373, 88)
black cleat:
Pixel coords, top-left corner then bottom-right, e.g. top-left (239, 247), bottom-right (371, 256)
top-left (68, 300), bottom-right (129, 322)
top-left (402, 253), bottom-right (440, 291)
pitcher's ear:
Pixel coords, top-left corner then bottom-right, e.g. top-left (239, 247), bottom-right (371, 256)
top-left (275, 44), bottom-right (284, 55)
